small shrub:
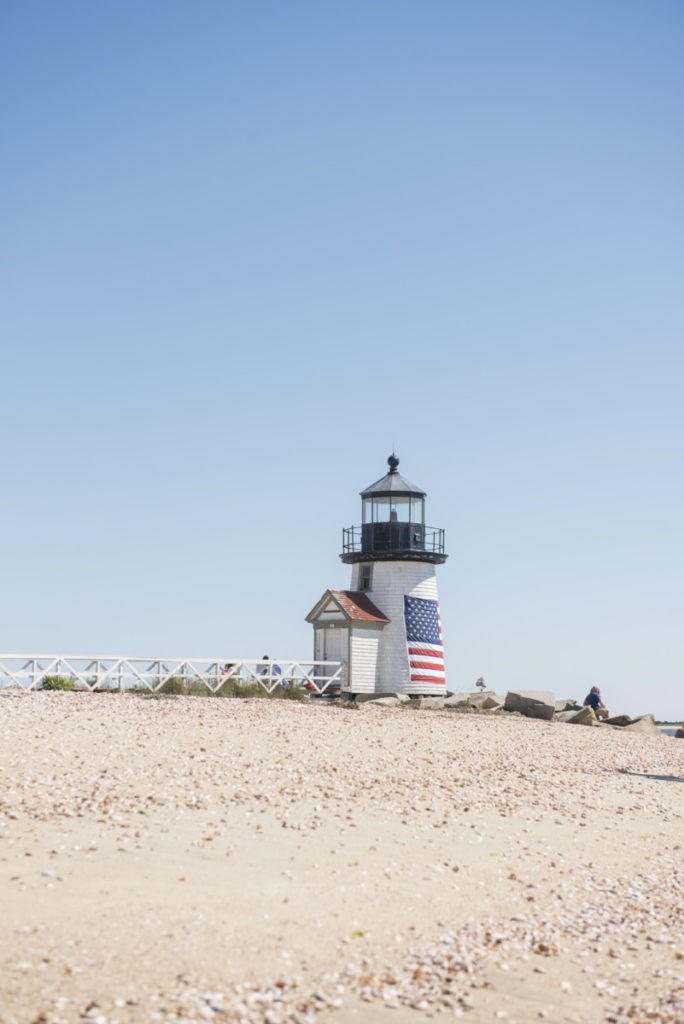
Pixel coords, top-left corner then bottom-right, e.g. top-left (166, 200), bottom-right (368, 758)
top-left (158, 677), bottom-right (187, 695)
top-left (272, 682), bottom-right (308, 702)
top-left (185, 679), bottom-right (214, 697)
top-left (41, 675), bottom-right (74, 691)
top-left (225, 681), bottom-right (260, 698)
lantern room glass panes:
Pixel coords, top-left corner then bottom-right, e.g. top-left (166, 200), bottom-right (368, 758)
top-left (391, 502), bottom-right (410, 522)
top-left (362, 495), bottom-right (424, 523)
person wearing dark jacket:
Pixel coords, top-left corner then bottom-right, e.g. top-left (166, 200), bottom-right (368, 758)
top-left (584, 686), bottom-right (609, 719)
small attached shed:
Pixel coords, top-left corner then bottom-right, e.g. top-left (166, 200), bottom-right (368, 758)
top-left (305, 589), bottom-right (389, 694)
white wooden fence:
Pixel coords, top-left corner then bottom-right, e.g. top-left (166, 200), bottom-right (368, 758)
top-left (0, 655), bottom-right (344, 695)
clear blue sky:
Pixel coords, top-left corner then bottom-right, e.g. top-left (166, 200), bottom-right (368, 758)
top-left (2, 1), bottom-right (682, 719)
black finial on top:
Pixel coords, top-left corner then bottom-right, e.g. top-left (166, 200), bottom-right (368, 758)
top-left (387, 453), bottom-right (399, 473)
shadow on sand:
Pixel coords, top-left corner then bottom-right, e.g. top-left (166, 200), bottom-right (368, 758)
top-left (618, 769), bottom-right (684, 784)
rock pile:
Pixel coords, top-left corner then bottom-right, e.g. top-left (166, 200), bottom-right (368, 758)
top-left (349, 690), bottom-right (669, 735)
top-left (444, 690), bottom-right (503, 710)
top-left (492, 690), bottom-right (662, 733)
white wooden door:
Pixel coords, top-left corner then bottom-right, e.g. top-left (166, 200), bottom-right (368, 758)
top-left (324, 626), bottom-right (347, 662)
top-left (322, 627), bottom-right (347, 690)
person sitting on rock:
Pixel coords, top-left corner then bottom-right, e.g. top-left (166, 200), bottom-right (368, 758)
top-left (584, 686), bottom-right (609, 720)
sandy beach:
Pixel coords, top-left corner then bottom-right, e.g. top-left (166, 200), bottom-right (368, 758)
top-left (0, 692), bottom-right (682, 1024)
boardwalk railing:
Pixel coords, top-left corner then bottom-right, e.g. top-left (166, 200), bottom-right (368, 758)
top-left (0, 656), bottom-right (345, 695)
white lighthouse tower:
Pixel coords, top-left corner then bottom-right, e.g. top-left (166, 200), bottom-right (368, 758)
top-left (307, 455), bottom-right (448, 696)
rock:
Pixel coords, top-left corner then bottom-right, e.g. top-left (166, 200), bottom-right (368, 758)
top-left (675, 728), bottom-right (684, 739)
top-left (469, 690), bottom-right (496, 706)
top-left (360, 696), bottom-right (403, 707)
top-left (623, 714), bottom-right (659, 735)
top-left (414, 696), bottom-right (445, 710)
top-left (605, 715), bottom-right (633, 727)
top-left (555, 699), bottom-right (580, 712)
top-left (443, 691), bottom-right (502, 709)
top-left (504, 690), bottom-right (556, 721)
top-left (444, 693), bottom-right (476, 708)
top-left (479, 694), bottom-right (504, 710)
top-left (602, 713), bottom-right (660, 735)
top-left (555, 706), bottom-right (596, 726)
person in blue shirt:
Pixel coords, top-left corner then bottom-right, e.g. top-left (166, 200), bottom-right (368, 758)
top-left (257, 656), bottom-right (287, 689)
top-left (584, 686), bottom-right (609, 720)
top-left (257, 655), bottom-right (281, 678)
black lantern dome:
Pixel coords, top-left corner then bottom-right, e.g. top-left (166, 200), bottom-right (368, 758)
top-left (341, 455), bottom-right (447, 564)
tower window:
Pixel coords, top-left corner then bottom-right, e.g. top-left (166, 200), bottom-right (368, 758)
top-left (359, 564), bottom-right (372, 591)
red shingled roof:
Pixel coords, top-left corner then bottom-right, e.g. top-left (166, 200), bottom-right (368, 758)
top-left (328, 590), bottom-right (389, 623)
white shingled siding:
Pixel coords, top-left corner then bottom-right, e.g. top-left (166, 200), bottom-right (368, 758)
top-left (348, 628), bottom-right (381, 693)
top-left (349, 561), bottom-right (445, 695)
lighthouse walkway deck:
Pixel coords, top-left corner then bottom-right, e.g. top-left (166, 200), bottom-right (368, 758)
top-left (0, 655), bottom-right (343, 694)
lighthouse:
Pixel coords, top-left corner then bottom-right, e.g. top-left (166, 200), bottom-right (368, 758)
top-left (306, 455), bottom-right (447, 696)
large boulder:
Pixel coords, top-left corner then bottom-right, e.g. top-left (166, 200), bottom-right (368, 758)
top-left (469, 690), bottom-right (496, 706)
top-left (504, 690), bottom-right (556, 721)
top-left (444, 692), bottom-right (472, 708)
top-left (414, 696), bottom-right (445, 710)
top-left (479, 694), bottom-right (504, 710)
top-left (623, 714), bottom-right (659, 735)
top-left (675, 728), bottom-right (684, 739)
top-left (605, 714), bottom-right (632, 727)
top-left (443, 691), bottom-right (503, 710)
top-left (444, 692), bottom-right (485, 708)
top-left (602, 713), bottom-right (660, 735)
top-left (555, 706), bottom-right (596, 726)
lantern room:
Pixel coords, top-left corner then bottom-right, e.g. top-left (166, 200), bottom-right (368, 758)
top-left (342, 454), bottom-right (446, 563)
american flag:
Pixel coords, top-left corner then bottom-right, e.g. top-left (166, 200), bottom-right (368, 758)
top-left (404, 595), bottom-right (445, 685)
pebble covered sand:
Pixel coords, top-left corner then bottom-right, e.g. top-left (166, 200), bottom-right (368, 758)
top-left (0, 692), bottom-right (682, 1024)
